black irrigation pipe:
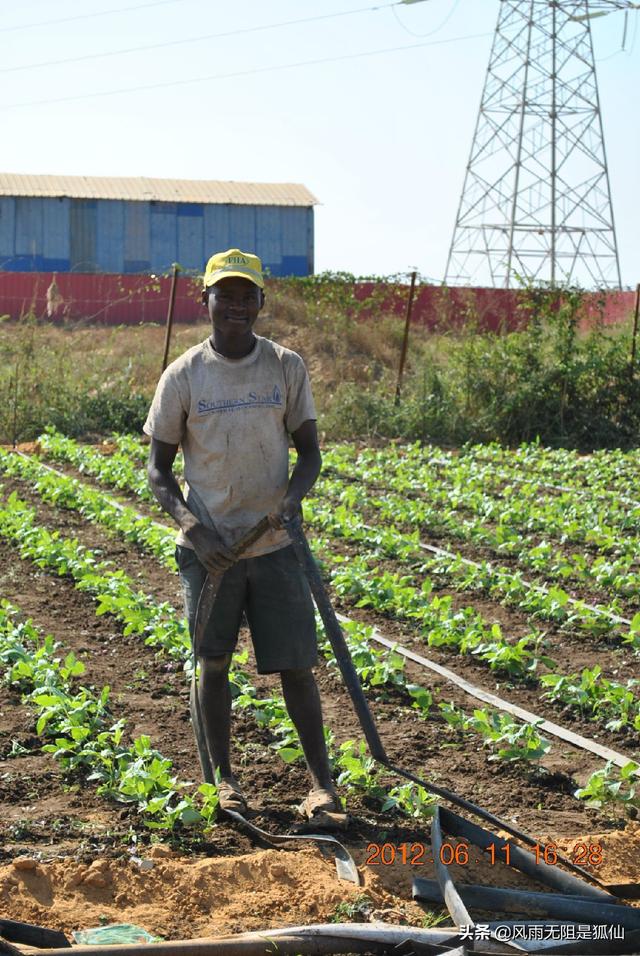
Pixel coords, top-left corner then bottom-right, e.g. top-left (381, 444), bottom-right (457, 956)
top-left (284, 517), bottom-right (621, 898)
top-left (288, 518), bottom-right (640, 951)
top-left (23, 925), bottom-right (476, 956)
top-left (351, 618), bottom-right (640, 772)
top-left (413, 878), bottom-right (640, 930)
top-left (417, 806), bottom-right (640, 954)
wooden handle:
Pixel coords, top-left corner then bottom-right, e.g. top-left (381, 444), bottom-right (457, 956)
top-left (230, 515), bottom-right (272, 559)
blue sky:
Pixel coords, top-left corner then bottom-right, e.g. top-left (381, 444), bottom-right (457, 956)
top-left (1, 0), bottom-right (638, 286)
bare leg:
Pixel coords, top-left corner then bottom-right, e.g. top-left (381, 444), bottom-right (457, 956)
top-left (197, 653), bottom-right (234, 780)
top-left (280, 667), bottom-right (335, 794)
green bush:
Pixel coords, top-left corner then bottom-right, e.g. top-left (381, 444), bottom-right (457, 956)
top-left (321, 286), bottom-right (640, 450)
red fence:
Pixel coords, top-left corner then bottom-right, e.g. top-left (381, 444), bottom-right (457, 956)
top-left (0, 272), bottom-right (203, 325)
top-left (0, 271), bottom-right (636, 329)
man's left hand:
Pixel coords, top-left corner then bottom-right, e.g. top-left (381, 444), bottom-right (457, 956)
top-left (268, 494), bottom-right (302, 530)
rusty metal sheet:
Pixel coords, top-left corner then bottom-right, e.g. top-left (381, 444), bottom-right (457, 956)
top-left (0, 173), bottom-right (318, 207)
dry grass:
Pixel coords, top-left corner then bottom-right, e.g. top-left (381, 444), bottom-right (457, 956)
top-left (1, 281), bottom-right (637, 448)
top-left (0, 289), bottom-right (425, 397)
top-left (0, 289), bottom-right (430, 442)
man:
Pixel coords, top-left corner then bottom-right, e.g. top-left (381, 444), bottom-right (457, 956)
top-left (144, 248), bottom-right (341, 823)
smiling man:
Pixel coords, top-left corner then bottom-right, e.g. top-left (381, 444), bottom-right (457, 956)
top-left (144, 249), bottom-right (341, 824)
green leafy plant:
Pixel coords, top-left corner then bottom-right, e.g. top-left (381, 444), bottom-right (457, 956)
top-left (575, 762), bottom-right (640, 811)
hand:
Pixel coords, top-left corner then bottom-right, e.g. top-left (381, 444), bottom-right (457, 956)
top-left (268, 494), bottom-right (302, 530)
top-left (184, 523), bottom-right (235, 574)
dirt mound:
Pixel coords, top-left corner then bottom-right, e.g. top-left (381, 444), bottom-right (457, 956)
top-left (2, 825), bottom-right (639, 942)
top-left (0, 846), bottom-right (426, 940)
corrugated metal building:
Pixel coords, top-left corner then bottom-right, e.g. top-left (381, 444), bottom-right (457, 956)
top-left (0, 173), bottom-right (317, 276)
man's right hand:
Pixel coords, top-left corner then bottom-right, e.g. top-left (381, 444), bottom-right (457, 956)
top-left (185, 523), bottom-right (235, 574)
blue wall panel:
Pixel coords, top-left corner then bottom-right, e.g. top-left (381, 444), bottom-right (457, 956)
top-left (255, 206), bottom-right (282, 275)
top-left (0, 198), bottom-right (16, 264)
top-left (150, 202), bottom-right (177, 272)
top-left (177, 204), bottom-right (203, 271)
top-left (203, 205), bottom-right (230, 262)
top-left (124, 201), bottom-right (150, 272)
top-left (6, 256), bottom-right (35, 271)
top-left (178, 203), bottom-right (203, 217)
top-left (280, 207), bottom-right (307, 255)
top-left (70, 199), bottom-right (97, 272)
top-left (15, 198), bottom-right (43, 266)
top-left (306, 207), bottom-right (314, 273)
top-left (228, 206), bottom-right (256, 252)
top-left (279, 207), bottom-right (313, 275)
top-left (0, 195), bottom-right (313, 276)
top-left (42, 198), bottom-right (70, 263)
top-left (280, 255), bottom-right (308, 277)
top-left (97, 200), bottom-right (124, 272)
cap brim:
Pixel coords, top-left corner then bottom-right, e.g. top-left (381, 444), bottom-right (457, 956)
top-left (203, 269), bottom-right (264, 290)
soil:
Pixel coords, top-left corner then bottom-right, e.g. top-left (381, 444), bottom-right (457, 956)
top-left (1, 459), bottom-right (640, 942)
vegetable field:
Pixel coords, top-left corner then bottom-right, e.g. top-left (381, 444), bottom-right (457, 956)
top-left (1, 432), bottom-right (640, 939)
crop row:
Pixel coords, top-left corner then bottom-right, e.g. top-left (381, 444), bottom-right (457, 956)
top-left (32, 431), bottom-right (640, 610)
top-left (321, 447), bottom-right (640, 558)
top-left (37, 429), bottom-right (157, 502)
top-left (3, 476), bottom-right (636, 810)
top-left (316, 541), bottom-right (640, 738)
top-left (0, 451), bottom-right (573, 767)
top-left (303, 492), bottom-right (638, 644)
top-left (11, 442), bottom-right (640, 806)
top-left (6, 446), bottom-right (614, 649)
top-left (81, 433), bottom-right (640, 533)
top-left (43, 430), bottom-right (638, 554)
top-left (0, 599), bottom-right (219, 830)
top-left (0, 491), bottom-right (438, 817)
top-left (454, 442), bottom-right (640, 498)
top-left (107, 432), bottom-right (640, 507)
top-left (324, 443), bottom-right (640, 530)
top-left (0, 448), bottom-right (176, 570)
top-left (7, 447), bottom-right (640, 735)
top-left (45, 429), bottom-right (639, 608)
top-left (7, 445), bottom-right (640, 746)
top-left (329, 441), bottom-right (640, 502)
top-left (1, 477), bottom-right (596, 801)
top-left (313, 471), bottom-right (640, 607)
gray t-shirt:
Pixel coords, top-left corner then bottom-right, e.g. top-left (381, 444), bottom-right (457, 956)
top-left (144, 335), bottom-right (316, 558)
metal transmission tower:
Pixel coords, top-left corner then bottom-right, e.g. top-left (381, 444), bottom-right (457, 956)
top-left (445, 1), bottom-right (632, 289)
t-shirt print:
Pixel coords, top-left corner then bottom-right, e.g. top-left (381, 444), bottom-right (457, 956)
top-left (197, 384), bottom-right (283, 416)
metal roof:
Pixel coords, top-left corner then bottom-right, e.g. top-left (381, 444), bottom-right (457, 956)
top-left (0, 173), bottom-right (318, 207)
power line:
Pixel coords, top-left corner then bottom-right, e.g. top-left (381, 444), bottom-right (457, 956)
top-left (0, 0), bottom-right (184, 33)
top-left (0, 3), bottom-right (397, 74)
top-left (391, 0), bottom-right (461, 37)
top-left (0, 0), bottom-right (436, 36)
top-left (0, 31), bottom-right (491, 111)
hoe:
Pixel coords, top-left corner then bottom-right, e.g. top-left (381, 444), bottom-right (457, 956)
top-left (188, 514), bottom-right (640, 952)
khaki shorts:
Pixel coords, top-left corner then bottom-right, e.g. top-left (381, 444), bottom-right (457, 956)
top-left (176, 544), bottom-right (318, 674)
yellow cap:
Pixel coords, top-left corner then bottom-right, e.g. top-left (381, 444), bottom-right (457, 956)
top-left (202, 248), bottom-right (264, 290)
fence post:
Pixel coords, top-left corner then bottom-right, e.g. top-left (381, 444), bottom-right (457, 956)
top-left (394, 271), bottom-right (417, 405)
top-left (161, 264), bottom-right (180, 374)
top-left (630, 283), bottom-right (640, 377)
top-left (11, 361), bottom-right (19, 448)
